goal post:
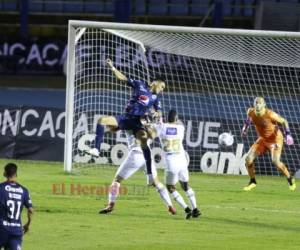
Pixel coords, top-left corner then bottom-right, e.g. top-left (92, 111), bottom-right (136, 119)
top-left (65, 20), bottom-right (300, 176)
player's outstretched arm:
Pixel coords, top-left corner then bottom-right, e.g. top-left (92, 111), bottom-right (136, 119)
top-left (281, 118), bottom-right (294, 145)
top-left (23, 207), bottom-right (33, 234)
top-left (241, 117), bottom-right (251, 137)
top-left (106, 58), bottom-right (128, 82)
top-left (271, 111), bottom-right (294, 146)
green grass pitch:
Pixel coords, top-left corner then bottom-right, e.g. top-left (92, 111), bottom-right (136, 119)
top-left (1, 159), bottom-right (300, 250)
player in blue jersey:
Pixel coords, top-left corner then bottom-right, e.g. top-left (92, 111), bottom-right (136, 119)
top-left (0, 163), bottom-right (33, 250)
top-left (87, 59), bottom-right (166, 185)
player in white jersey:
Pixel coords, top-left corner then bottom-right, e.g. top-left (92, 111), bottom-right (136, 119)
top-left (99, 130), bottom-right (176, 215)
top-left (155, 110), bottom-right (201, 219)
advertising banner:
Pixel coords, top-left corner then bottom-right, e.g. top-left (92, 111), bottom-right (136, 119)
top-left (0, 106), bottom-right (65, 161)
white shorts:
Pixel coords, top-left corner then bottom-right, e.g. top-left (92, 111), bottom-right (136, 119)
top-left (164, 153), bottom-right (189, 185)
top-left (115, 150), bottom-right (157, 180)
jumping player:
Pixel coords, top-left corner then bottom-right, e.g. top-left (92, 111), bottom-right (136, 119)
top-left (87, 59), bottom-right (165, 186)
top-left (242, 97), bottom-right (296, 191)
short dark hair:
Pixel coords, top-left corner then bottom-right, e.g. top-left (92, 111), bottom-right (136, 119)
top-left (4, 163), bottom-right (18, 178)
top-left (168, 109), bottom-right (177, 123)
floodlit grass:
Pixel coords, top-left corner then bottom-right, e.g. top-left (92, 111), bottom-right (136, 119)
top-left (0, 159), bottom-right (300, 250)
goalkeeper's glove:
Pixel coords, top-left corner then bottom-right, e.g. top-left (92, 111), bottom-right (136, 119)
top-left (284, 129), bottom-right (294, 146)
top-left (241, 118), bottom-right (251, 138)
top-left (241, 127), bottom-right (247, 138)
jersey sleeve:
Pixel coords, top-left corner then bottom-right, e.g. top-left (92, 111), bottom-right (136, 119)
top-left (179, 125), bottom-right (185, 141)
top-left (127, 78), bottom-right (144, 89)
top-left (23, 189), bottom-right (33, 209)
top-left (268, 110), bottom-right (285, 124)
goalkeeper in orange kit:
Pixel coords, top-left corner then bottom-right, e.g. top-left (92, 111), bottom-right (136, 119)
top-left (241, 97), bottom-right (296, 191)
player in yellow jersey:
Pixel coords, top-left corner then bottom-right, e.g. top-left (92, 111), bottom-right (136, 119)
top-left (241, 97), bottom-right (296, 191)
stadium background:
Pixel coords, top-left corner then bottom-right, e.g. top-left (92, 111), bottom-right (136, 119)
top-left (1, 0), bottom-right (300, 174)
top-left (1, 2), bottom-right (300, 250)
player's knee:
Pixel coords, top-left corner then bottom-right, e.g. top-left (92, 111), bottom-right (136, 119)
top-left (107, 125), bottom-right (118, 132)
top-left (136, 130), bottom-right (148, 141)
top-left (274, 161), bottom-right (284, 171)
top-left (179, 181), bottom-right (189, 191)
top-left (271, 156), bottom-right (280, 166)
top-left (245, 155), bottom-right (253, 166)
top-left (155, 182), bottom-right (164, 191)
top-left (99, 116), bottom-right (117, 126)
top-left (98, 117), bottom-right (105, 124)
top-left (139, 138), bottom-right (148, 148)
top-left (146, 127), bottom-right (156, 139)
top-left (166, 184), bottom-right (175, 193)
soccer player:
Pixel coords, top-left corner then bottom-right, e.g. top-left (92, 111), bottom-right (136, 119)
top-left (0, 163), bottom-right (33, 250)
top-left (155, 110), bottom-right (201, 219)
top-left (241, 97), bottom-right (296, 191)
top-left (87, 58), bottom-right (165, 185)
top-left (99, 131), bottom-right (176, 215)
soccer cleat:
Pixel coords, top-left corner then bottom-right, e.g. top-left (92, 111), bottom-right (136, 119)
top-left (289, 179), bottom-right (296, 191)
top-left (243, 183), bottom-right (257, 191)
top-left (85, 148), bottom-right (100, 157)
top-left (168, 206), bottom-right (177, 215)
top-left (99, 203), bottom-right (114, 214)
top-left (184, 207), bottom-right (192, 219)
top-left (191, 208), bottom-right (201, 218)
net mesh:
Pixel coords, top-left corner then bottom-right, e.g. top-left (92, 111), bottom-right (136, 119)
top-left (68, 25), bottom-right (300, 176)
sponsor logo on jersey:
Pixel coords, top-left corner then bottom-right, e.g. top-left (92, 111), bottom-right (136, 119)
top-left (138, 95), bottom-right (150, 105)
top-left (139, 85), bottom-right (148, 92)
top-left (166, 127), bottom-right (177, 135)
top-left (5, 185), bottom-right (24, 194)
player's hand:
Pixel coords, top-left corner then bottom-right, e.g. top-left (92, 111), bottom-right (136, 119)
top-left (241, 129), bottom-right (247, 138)
top-left (285, 134), bottom-right (294, 146)
top-left (106, 58), bottom-right (113, 67)
top-left (23, 223), bottom-right (30, 234)
top-left (151, 111), bottom-right (162, 123)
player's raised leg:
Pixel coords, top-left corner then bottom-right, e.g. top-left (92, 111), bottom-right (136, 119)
top-left (88, 116), bottom-right (118, 157)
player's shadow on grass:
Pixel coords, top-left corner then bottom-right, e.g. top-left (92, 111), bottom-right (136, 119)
top-left (206, 216), bottom-right (300, 232)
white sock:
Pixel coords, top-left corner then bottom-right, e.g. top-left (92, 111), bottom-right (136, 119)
top-left (171, 190), bottom-right (188, 209)
top-left (156, 183), bottom-right (173, 207)
top-left (185, 188), bottom-right (197, 209)
top-left (108, 181), bottom-right (120, 204)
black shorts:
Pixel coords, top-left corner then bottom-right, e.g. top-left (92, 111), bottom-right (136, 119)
top-left (117, 114), bottom-right (145, 135)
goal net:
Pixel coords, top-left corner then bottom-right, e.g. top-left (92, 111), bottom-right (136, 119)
top-left (65, 21), bottom-right (300, 177)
